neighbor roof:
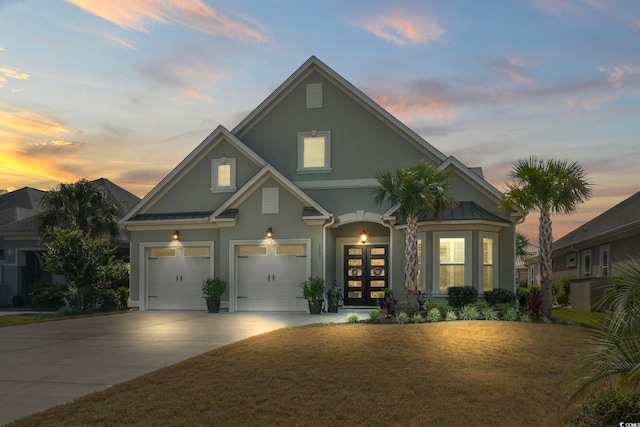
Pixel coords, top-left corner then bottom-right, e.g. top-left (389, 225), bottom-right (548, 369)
top-left (554, 190), bottom-right (640, 250)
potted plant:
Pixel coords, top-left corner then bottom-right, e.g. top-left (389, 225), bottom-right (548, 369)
top-left (327, 286), bottom-right (341, 313)
top-left (302, 276), bottom-right (325, 315)
top-left (202, 277), bottom-right (225, 313)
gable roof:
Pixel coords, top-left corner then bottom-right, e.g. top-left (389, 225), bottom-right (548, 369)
top-left (416, 201), bottom-right (510, 224)
top-left (554, 190), bottom-right (640, 250)
top-left (122, 125), bottom-right (267, 222)
top-left (232, 55), bottom-right (447, 164)
top-left (439, 156), bottom-right (505, 203)
top-left (212, 164), bottom-right (331, 220)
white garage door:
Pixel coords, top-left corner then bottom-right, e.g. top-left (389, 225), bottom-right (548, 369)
top-left (236, 244), bottom-right (308, 311)
top-left (147, 246), bottom-right (211, 310)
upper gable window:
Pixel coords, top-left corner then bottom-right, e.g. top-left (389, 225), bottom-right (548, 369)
top-left (297, 131), bottom-right (331, 174)
top-left (211, 157), bottom-right (236, 193)
top-left (306, 83), bottom-right (323, 109)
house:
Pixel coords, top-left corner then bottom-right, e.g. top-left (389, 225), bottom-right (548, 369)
top-left (517, 243), bottom-right (539, 286)
top-left (551, 190), bottom-right (640, 310)
top-left (121, 56), bottom-right (524, 312)
top-left (0, 178), bottom-right (140, 306)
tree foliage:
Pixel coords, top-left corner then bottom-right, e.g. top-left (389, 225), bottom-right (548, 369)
top-left (42, 228), bottom-right (116, 310)
top-left (373, 161), bottom-right (457, 297)
top-left (39, 179), bottom-right (121, 239)
top-left (500, 156), bottom-right (592, 317)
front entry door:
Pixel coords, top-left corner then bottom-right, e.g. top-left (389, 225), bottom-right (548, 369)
top-left (344, 245), bottom-right (388, 306)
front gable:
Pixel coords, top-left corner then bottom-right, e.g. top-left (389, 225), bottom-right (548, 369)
top-left (123, 126), bottom-right (266, 222)
top-left (232, 57), bottom-right (446, 187)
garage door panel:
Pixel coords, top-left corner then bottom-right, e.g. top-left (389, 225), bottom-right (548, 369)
top-left (147, 246), bottom-right (211, 311)
top-left (236, 245), bottom-right (308, 312)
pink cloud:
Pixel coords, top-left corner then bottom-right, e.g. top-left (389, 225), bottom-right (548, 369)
top-left (66, 0), bottom-right (267, 43)
top-left (353, 8), bottom-right (445, 46)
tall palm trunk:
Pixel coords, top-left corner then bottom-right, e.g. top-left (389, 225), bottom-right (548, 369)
top-left (538, 208), bottom-right (553, 317)
top-left (405, 215), bottom-right (418, 297)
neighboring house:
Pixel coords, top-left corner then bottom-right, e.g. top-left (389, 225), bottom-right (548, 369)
top-left (0, 178), bottom-right (140, 306)
top-left (121, 56), bottom-right (524, 312)
top-left (517, 243), bottom-right (539, 286)
top-left (551, 190), bottom-right (640, 310)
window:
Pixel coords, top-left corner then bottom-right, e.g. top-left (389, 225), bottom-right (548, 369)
top-left (417, 235), bottom-right (424, 292)
top-left (297, 131), bottom-right (331, 173)
top-left (434, 232), bottom-right (472, 293)
top-left (183, 246), bottom-right (210, 257)
top-left (482, 237), bottom-right (494, 292)
top-left (262, 188), bottom-right (279, 214)
top-left (566, 254), bottom-right (577, 267)
top-left (211, 157), bottom-right (236, 192)
top-left (600, 245), bottom-right (610, 277)
top-left (439, 238), bottom-right (465, 291)
top-left (582, 250), bottom-right (592, 277)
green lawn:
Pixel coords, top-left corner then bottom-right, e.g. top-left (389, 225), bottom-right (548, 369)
top-left (0, 310), bottom-right (130, 327)
top-left (552, 307), bottom-right (606, 327)
top-left (8, 321), bottom-right (589, 427)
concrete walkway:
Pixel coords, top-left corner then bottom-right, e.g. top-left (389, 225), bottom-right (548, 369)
top-left (0, 310), bottom-right (364, 425)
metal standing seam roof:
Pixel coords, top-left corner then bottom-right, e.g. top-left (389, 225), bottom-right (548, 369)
top-left (414, 201), bottom-right (510, 223)
top-left (128, 211), bottom-right (215, 221)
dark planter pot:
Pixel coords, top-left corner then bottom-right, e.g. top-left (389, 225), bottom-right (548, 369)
top-left (327, 301), bottom-right (338, 313)
top-left (12, 295), bottom-right (23, 308)
top-left (206, 299), bottom-right (221, 313)
top-left (308, 300), bottom-right (322, 315)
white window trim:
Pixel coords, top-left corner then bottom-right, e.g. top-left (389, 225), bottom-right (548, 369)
top-left (417, 232), bottom-right (426, 293)
top-left (297, 131), bottom-right (332, 173)
top-left (599, 245), bottom-right (610, 277)
top-left (211, 157), bottom-right (236, 193)
top-left (582, 250), bottom-right (592, 277)
top-left (479, 231), bottom-right (499, 294)
top-left (433, 231), bottom-right (472, 296)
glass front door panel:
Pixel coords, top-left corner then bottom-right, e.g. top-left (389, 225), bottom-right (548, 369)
top-left (343, 245), bottom-right (389, 306)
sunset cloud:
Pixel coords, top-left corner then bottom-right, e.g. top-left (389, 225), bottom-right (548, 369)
top-left (598, 63), bottom-right (640, 88)
top-left (353, 8), bottom-right (445, 46)
top-left (0, 68), bottom-right (30, 87)
top-left (491, 53), bottom-right (534, 84)
top-left (66, 0), bottom-right (267, 43)
top-left (368, 80), bottom-right (454, 122)
top-left (0, 107), bottom-right (72, 137)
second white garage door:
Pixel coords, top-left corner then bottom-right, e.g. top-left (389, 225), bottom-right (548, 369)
top-left (236, 244), bottom-right (308, 311)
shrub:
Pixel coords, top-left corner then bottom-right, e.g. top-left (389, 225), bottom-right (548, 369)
top-left (382, 295), bottom-right (398, 317)
top-left (459, 305), bottom-right (480, 320)
top-left (411, 313), bottom-right (422, 324)
top-left (520, 311), bottom-right (532, 323)
top-left (424, 301), bottom-right (451, 317)
top-left (571, 389), bottom-right (640, 427)
top-left (527, 287), bottom-right (544, 319)
top-left (346, 313), bottom-right (359, 324)
top-left (495, 303), bottom-right (516, 316)
top-left (484, 288), bottom-right (516, 306)
top-left (29, 283), bottom-right (69, 310)
top-left (426, 308), bottom-right (441, 322)
top-left (556, 293), bottom-right (570, 306)
top-left (368, 309), bottom-right (383, 324)
top-left (447, 286), bottom-right (478, 308)
top-left (562, 276), bottom-right (572, 297)
top-left (503, 306), bottom-right (519, 322)
top-left (516, 285), bottom-right (540, 309)
top-left (480, 307), bottom-right (499, 321)
top-left (445, 309), bottom-right (458, 321)
top-left (395, 312), bottom-right (409, 324)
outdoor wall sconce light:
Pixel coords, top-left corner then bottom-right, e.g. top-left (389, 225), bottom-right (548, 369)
top-left (360, 229), bottom-right (368, 245)
top-left (172, 230), bottom-right (180, 241)
top-left (266, 228), bottom-right (273, 239)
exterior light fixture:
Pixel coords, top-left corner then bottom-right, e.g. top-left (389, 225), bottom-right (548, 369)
top-left (172, 230), bottom-right (180, 241)
top-left (266, 228), bottom-right (273, 239)
top-left (360, 228), bottom-right (368, 245)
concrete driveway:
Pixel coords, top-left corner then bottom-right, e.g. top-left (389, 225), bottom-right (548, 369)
top-left (0, 310), bottom-right (357, 425)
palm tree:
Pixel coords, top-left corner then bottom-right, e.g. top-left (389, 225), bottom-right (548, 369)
top-left (516, 231), bottom-right (530, 264)
top-left (373, 161), bottom-right (457, 299)
top-left (39, 179), bottom-right (121, 239)
top-left (500, 156), bottom-right (592, 318)
top-left (571, 253), bottom-right (640, 399)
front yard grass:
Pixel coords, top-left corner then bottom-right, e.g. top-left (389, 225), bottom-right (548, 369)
top-left (552, 307), bottom-right (606, 327)
top-left (0, 310), bottom-right (130, 328)
top-left (9, 321), bottom-right (588, 427)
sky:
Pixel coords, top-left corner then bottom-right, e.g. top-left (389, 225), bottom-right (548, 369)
top-left (1, 0), bottom-right (639, 243)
